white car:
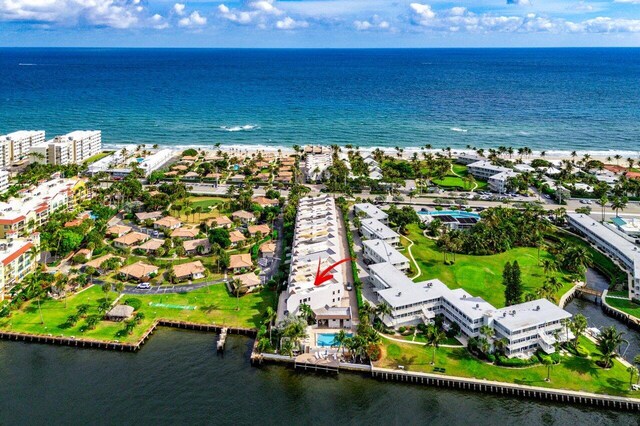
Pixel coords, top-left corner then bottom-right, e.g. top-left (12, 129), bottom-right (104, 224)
top-left (136, 282), bottom-right (151, 289)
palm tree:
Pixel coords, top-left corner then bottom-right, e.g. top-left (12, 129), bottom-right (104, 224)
top-left (569, 313), bottom-right (588, 349)
top-left (610, 196), bottom-right (628, 217)
top-left (232, 278), bottom-right (245, 311)
top-left (541, 259), bottom-right (556, 276)
top-left (596, 326), bottom-right (628, 369)
top-left (264, 306), bottom-right (277, 342)
top-left (634, 354), bottom-right (640, 385)
top-left (375, 302), bottom-right (392, 322)
top-left (627, 366), bottom-right (638, 390)
top-left (424, 323), bottom-right (446, 365)
top-left (597, 195), bottom-right (608, 222)
top-left (335, 329), bottom-right (348, 355)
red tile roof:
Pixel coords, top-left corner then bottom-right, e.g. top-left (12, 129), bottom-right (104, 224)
top-left (2, 242), bottom-right (33, 266)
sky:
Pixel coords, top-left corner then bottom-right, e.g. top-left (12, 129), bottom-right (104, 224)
top-left (1, 0), bottom-right (640, 47)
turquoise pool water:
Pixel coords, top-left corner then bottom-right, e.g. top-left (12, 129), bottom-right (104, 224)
top-left (316, 333), bottom-right (352, 347)
top-left (611, 217), bottom-right (627, 226)
top-left (420, 210), bottom-right (481, 220)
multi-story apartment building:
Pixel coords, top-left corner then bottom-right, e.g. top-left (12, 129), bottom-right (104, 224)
top-left (467, 160), bottom-right (519, 193)
top-left (370, 260), bottom-right (572, 357)
top-left (0, 232), bottom-right (40, 301)
top-left (0, 130), bottom-right (45, 167)
top-left (304, 153), bottom-right (332, 182)
top-left (360, 218), bottom-right (400, 246)
top-left (0, 170), bottom-right (9, 194)
top-left (362, 239), bottom-right (409, 271)
top-left (354, 203), bottom-right (388, 224)
top-left (567, 213), bottom-right (640, 301)
top-left (0, 177), bottom-right (86, 238)
top-left (285, 195), bottom-right (346, 315)
top-left (31, 130), bottom-right (101, 165)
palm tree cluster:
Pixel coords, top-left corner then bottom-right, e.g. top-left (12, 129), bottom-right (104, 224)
top-left (437, 206), bottom-right (549, 256)
top-left (596, 326), bottom-right (628, 369)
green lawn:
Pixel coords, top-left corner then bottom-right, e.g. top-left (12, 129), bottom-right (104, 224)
top-left (431, 165), bottom-right (488, 191)
top-left (606, 297), bottom-right (640, 319)
top-left (83, 151), bottom-right (112, 165)
top-left (403, 224), bottom-right (574, 308)
top-left (376, 337), bottom-right (639, 397)
top-left (0, 284), bottom-right (275, 344)
top-left (188, 196), bottom-right (226, 210)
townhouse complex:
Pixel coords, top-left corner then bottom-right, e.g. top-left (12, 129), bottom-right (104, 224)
top-left (567, 213), bottom-right (640, 301)
top-left (285, 195), bottom-right (346, 315)
top-left (0, 177), bottom-right (86, 238)
top-left (31, 130), bottom-right (101, 165)
top-left (0, 130), bottom-right (46, 167)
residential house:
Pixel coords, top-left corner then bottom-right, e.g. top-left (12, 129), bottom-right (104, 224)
top-left (172, 261), bottom-right (206, 281)
top-left (229, 253), bottom-right (253, 274)
top-left (119, 261), bottom-right (158, 282)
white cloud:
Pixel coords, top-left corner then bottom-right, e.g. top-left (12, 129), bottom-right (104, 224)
top-left (173, 3), bottom-right (186, 16)
top-left (150, 13), bottom-right (169, 29)
top-left (613, 0), bottom-right (640, 3)
top-left (0, 0), bottom-right (143, 28)
top-left (408, 2), bottom-right (640, 33)
top-left (218, 0), bottom-right (306, 29)
top-left (507, 0), bottom-right (532, 5)
top-left (353, 15), bottom-right (391, 31)
top-left (178, 11), bottom-right (207, 27)
top-left (276, 16), bottom-right (308, 29)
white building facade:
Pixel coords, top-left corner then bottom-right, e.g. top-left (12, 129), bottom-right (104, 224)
top-left (0, 130), bottom-right (45, 167)
top-left (31, 130), bottom-right (102, 165)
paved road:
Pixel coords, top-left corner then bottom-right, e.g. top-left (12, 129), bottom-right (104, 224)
top-left (97, 278), bottom-right (227, 295)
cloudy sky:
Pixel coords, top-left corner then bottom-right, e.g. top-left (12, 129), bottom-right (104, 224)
top-left (1, 0), bottom-right (640, 46)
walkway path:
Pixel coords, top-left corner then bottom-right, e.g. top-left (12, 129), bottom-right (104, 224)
top-left (449, 163), bottom-right (478, 192)
top-left (380, 333), bottom-right (464, 348)
top-left (400, 235), bottom-right (421, 281)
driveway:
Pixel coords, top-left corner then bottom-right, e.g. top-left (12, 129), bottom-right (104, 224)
top-left (96, 278), bottom-right (227, 295)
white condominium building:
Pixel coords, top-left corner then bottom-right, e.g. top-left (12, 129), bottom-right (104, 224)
top-left (468, 160), bottom-right (518, 193)
top-left (31, 130), bottom-right (102, 165)
top-left (0, 170), bottom-right (9, 194)
top-left (285, 195), bottom-right (346, 315)
top-left (567, 213), bottom-right (640, 301)
top-left (354, 203), bottom-right (388, 224)
top-left (0, 232), bottom-right (40, 301)
top-left (304, 153), bottom-right (332, 182)
top-left (370, 261), bottom-right (572, 357)
top-left (0, 177), bottom-right (86, 238)
top-left (360, 218), bottom-right (400, 246)
top-left (362, 239), bottom-right (409, 271)
top-left (0, 130), bottom-right (45, 167)
top-left (87, 148), bottom-right (175, 177)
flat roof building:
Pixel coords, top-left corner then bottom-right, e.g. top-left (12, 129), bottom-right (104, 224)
top-left (354, 203), bottom-right (388, 224)
top-left (567, 213), bottom-right (640, 301)
top-left (362, 239), bottom-right (409, 271)
top-left (360, 218), bottom-right (400, 246)
top-left (31, 130), bottom-right (101, 165)
top-left (0, 130), bottom-right (45, 167)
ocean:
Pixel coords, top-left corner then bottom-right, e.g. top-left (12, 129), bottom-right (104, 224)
top-left (1, 48), bottom-right (640, 155)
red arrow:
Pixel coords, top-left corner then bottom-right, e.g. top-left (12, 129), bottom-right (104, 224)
top-left (314, 257), bottom-right (354, 286)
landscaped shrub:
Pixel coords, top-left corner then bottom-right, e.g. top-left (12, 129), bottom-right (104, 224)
top-left (486, 353), bottom-right (496, 363)
top-left (398, 326), bottom-right (407, 334)
top-left (124, 298), bottom-right (142, 310)
top-left (496, 355), bottom-right (539, 367)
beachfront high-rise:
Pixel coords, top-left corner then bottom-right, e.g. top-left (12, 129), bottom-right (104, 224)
top-left (30, 130), bottom-right (101, 165)
top-left (0, 130), bottom-right (46, 167)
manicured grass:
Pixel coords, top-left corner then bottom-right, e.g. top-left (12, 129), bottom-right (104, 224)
top-left (606, 297), bottom-right (640, 319)
top-left (176, 196), bottom-right (228, 223)
top-left (83, 151), bottom-right (112, 165)
top-left (431, 165), bottom-right (488, 191)
top-left (397, 333), bottom-right (462, 346)
top-left (376, 336), bottom-right (639, 397)
top-left (403, 224), bottom-right (573, 308)
top-left (0, 284), bottom-right (275, 344)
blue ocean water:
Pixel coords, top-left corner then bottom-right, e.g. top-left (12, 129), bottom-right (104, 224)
top-left (1, 48), bottom-right (639, 153)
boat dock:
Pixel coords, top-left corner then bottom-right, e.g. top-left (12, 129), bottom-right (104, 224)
top-left (217, 328), bottom-right (228, 352)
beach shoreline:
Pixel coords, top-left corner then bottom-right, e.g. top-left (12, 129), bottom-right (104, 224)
top-left (103, 142), bottom-right (640, 164)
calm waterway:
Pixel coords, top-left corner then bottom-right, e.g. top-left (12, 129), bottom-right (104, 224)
top-left (0, 329), bottom-right (637, 425)
top-left (0, 269), bottom-right (637, 425)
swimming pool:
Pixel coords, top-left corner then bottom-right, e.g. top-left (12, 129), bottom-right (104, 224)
top-left (420, 210), bottom-right (481, 220)
top-left (611, 217), bottom-right (627, 227)
top-left (316, 332), bottom-right (352, 347)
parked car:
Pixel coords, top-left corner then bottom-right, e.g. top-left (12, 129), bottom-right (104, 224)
top-left (136, 282), bottom-right (151, 289)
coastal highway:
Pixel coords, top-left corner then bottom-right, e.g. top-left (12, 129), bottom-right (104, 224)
top-left (185, 183), bottom-right (640, 215)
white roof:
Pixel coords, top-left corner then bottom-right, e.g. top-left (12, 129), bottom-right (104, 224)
top-left (361, 218), bottom-right (398, 240)
top-left (362, 239), bottom-right (408, 265)
top-left (444, 288), bottom-right (495, 321)
top-left (354, 203), bottom-right (388, 221)
top-left (493, 299), bottom-right (571, 331)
